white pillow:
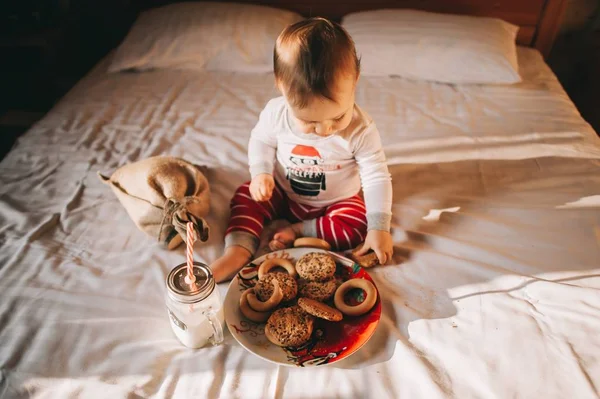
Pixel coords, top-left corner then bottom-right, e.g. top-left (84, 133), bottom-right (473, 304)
top-left (108, 2), bottom-right (302, 73)
top-left (342, 9), bottom-right (521, 84)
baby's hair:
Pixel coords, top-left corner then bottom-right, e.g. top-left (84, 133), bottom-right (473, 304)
top-left (274, 17), bottom-right (360, 108)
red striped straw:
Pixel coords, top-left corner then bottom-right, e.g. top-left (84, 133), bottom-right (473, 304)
top-left (185, 221), bottom-right (196, 285)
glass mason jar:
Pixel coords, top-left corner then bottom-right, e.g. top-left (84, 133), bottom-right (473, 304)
top-left (165, 262), bottom-right (224, 348)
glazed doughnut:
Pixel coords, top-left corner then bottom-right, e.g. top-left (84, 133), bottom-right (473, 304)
top-left (293, 237), bottom-right (331, 251)
top-left (239, 288), bottom-right (271, 323)
top-left (247, 279), bottom-right (283, 312)
top-left (334, 278), bottom-right (378, 317)
top-left (258, 258), bottom-right (297, 280)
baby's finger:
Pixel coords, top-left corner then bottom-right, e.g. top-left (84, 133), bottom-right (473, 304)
top-left (269, 240), bottom-right (283, 251)
top-left (250, 187), bottom-right (259, 202)
top-left (374, 248), bottom-right (386, 264)
top-left (381, 253), bottom-right (390, 265)
top-left (257, 186), bottom-right (267, 201)
top-left (387, 249), bottom-right (394, 264)
top-left (355, 243), bottom-right (371, 256)
top-left (356, 245), bottom-right (371, 256)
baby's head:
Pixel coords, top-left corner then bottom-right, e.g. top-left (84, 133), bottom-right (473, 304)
top-left (274, 18), bottom-right (360, 136)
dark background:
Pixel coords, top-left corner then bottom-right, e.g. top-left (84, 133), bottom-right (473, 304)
top-left (0, 0), bottom-right (598, 160)
top-left (0, 0), bottom-right (134, 111)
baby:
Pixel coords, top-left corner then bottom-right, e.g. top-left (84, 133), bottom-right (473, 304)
top-left (211, 18), bottom-right (393, 282)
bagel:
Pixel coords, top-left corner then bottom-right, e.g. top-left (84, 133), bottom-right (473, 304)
top-left (239, 288), bottom-right (271, 323)
top-left (247, 279), bottom-right (283, 312)
top-left (255, 272), bottom-right (297, 302)
top-left (334, 278), bottom-right (378, 317)
top-left (293, 237), bottom-right (331, 251)
top-left (258, 258), bottom-right (297, 280)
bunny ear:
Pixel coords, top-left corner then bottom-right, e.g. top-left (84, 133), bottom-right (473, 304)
top-left (188, 213), bottom-right (209, 242)
top-left (97, 172), bottom-right (111, 183)
top-left (169, 210), bottom-right (210, 246)
top-left (196, 218), bottom-right (210, 242)
top-left (158, 198), bottom-right (184, 243)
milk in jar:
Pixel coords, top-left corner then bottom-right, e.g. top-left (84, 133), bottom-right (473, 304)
top-left (165, 262), bottom-right (224, 348)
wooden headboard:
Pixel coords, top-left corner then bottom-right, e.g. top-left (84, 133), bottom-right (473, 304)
top-left (131, 0), bottom-right (568, 57)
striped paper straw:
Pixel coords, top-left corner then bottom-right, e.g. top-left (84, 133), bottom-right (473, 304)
top-left (185, 221), bottom-right (196, 285)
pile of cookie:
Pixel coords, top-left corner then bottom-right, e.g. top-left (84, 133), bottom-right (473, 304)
top-left (239, 252), bottom-right (378, 348)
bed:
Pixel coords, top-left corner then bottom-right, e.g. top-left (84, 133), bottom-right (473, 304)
top-left (1, 0), bottom-right (600, 398)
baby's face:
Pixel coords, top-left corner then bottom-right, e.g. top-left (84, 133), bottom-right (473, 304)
top-left (283, 75), bottom-right (356, 137)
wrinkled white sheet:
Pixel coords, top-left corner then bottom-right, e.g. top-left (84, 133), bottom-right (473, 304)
top-left (1, 47), bottom-right (599, 398)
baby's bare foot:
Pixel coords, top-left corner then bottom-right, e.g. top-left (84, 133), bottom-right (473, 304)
top-left (210, 246), bottom-right (251, 283)
top-left (269, 225), bottom-right (297, 251)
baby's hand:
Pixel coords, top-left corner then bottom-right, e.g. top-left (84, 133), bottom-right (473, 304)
top-left (250, 174), bottom-right (275, 202)
top-left (356, 230), bottom-right (393, 264)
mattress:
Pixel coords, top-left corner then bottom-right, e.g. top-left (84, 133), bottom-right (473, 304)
top-left (1, 47), bottom-right (599, 398)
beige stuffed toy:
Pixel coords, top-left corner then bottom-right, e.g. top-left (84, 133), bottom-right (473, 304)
top-left (98, 156), bottom-right (210, 249)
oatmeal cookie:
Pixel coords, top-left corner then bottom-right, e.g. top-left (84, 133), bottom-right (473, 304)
top-left (298, 298), bottom-right (343, 322)
top-left (295, 252), bottom-right (336, 281)
top-left (264, 306), bottom-right (314, 347)
top-left (298, 278), bottom-right (337, 302)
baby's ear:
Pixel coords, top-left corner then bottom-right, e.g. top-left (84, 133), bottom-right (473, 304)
top-left (274, 77), bottom-right (284, 94)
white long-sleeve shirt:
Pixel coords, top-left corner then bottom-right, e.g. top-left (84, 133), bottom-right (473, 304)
top-left (248, 97), bottom-right (392, 231)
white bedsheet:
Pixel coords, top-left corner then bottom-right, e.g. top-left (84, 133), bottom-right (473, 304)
top-left (1, 47), bottom-right (599, 398)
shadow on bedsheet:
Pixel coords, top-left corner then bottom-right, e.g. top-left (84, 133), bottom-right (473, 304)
top-left (335, 156), bottom-right (600, 370)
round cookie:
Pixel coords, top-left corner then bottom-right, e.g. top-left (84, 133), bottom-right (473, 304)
top-left (298, 298), bottom-right (343, 322)
top-left (298, 278), bottom-right (338, 302)
top-left (265, 306), bottom-right (314, 347)
top-left (295, 252), bottom-right (336, 282)
top-left (255, 272), bottom-right (297, 302)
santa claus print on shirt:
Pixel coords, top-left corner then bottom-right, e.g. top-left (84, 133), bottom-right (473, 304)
top-left (286, 145), bottom-right (326, 196)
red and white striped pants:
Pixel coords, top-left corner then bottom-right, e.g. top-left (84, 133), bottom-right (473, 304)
top-left (225, 182), bottom-right (367, 251)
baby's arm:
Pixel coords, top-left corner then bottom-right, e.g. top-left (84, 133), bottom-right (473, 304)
top-left (354, 123), bottom-right (394, 263)
top-left (248, 105), bottom-right (278, 201)
top-left (354, 123), bottom-right (393, 231)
